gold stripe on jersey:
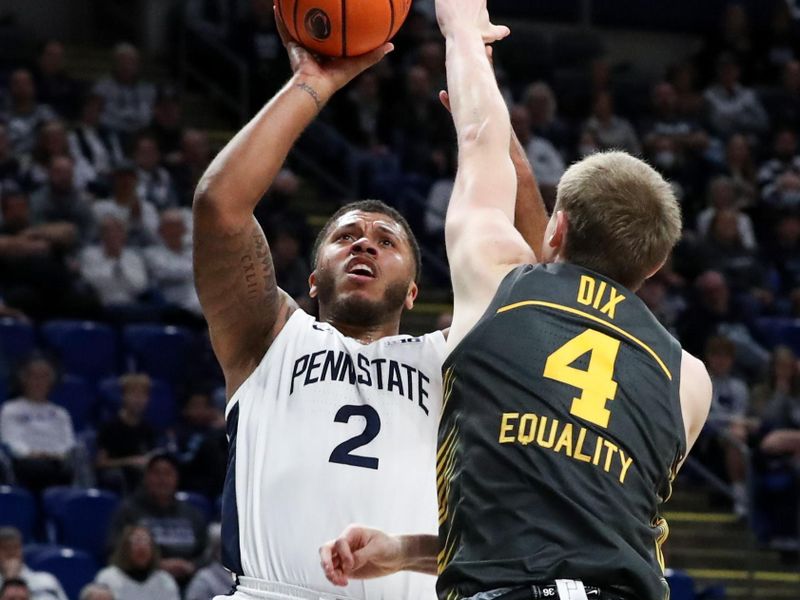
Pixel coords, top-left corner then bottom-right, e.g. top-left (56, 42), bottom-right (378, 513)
top-left (497, 300), bottom-right (672, 380)
top-left (437, 435), bottom-right (459, 523)
top-left (437, 533), bottom-right (459, 573)
top-left (441, 367), bottom-right (456, 413)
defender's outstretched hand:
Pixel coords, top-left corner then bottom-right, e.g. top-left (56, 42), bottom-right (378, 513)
top-left (274, 8), bottom-right (393, 103)
top-left (435, 0), bottom-right (509, 43)
top-left (319, 526), bottom-right (404, 587)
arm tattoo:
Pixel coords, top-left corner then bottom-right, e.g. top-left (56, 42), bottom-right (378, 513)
top-left (296, 82), bottom-right (323, 111)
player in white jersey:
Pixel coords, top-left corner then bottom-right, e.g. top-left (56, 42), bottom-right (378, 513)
top-left (192, 9), bottom-right (548, 600)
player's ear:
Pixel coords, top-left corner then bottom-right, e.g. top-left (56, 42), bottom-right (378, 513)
top-left (308, 271), bottom-right (318, 299)
top-left (404, 281), bottom-right (418, 310)
top-left (644, 257), bottom-right (668, 282)
top-left (548, 210), bottom-right (567, 252)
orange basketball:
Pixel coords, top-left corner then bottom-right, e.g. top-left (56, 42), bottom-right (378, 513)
top-left (276, 0), bottom-right (413, 58)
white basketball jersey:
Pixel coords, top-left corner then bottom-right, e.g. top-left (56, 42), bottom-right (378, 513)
top-left (222, 309), bottom-right (446, 599)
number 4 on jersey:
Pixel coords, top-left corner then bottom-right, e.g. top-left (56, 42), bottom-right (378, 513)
top-left (543, 329), bottom-right (621, 428)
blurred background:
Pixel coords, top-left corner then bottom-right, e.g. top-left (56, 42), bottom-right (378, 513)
top-left (0, 1), bottom-right (799, 599)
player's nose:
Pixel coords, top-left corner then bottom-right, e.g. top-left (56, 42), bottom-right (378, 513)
top-left (351, 237), bottom-right (378, 256)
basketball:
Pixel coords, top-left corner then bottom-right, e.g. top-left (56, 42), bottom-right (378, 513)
top-left (275, 0), bottom-right (412, 57)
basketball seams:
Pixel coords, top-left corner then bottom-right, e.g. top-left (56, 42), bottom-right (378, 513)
top-left (341, 0), bottom-right (347, 57)
top-left (292, 0), bottom-right (301, 44)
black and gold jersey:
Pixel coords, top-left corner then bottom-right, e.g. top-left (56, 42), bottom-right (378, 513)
top-left (437, 263), bottom-right (685, 600)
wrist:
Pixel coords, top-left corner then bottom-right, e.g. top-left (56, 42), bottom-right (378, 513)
top-left (291, 75), bottom-right (334, 110)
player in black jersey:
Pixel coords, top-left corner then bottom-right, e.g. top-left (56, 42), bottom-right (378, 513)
top-left (320, 1), bottom-right (712, 599)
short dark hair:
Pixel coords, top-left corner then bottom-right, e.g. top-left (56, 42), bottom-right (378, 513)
top-left (311, 200), bottom-right (422, 281)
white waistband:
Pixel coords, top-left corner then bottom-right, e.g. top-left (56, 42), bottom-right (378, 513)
top-left (237, 577), bottom-right (352, 600)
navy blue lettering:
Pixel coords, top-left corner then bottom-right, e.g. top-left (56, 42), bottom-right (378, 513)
top-left (305, 350), bottom-right (327, 385)
top-left (357, 354), bottom-right (372, 386)
top-left (321, 350), bottom-right (344, 381)
top-left (387, 361), bottom-right (404, 396)
top-left (338, 354), bottom-right (357, 384)
top-left (402, 364), bottom-right (416, 401)
top-left (417, 371), bottom-right (430, 415)
top-left (371, 358), bottom-right (386, 389)
top-left (291, 355), bottom-right (310, 394)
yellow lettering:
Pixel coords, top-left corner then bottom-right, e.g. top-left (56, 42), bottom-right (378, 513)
top-left (603, 440), bottom-right (618, 472)
top-left (499, 413), bottom-right (518, 443)
top-left (517, 414), bottom-right (537, 445)
top-left (553, 423), bottom-right (574, 457)
top-left (600, 288), bottom-right (626, 319)
top-left (536, 416), bottom-right (558, 448)
top-left (577, 276), bottom-right (595, 306)
top-left (592, 437), bottom-right (604, 465)
top-left (619, 449), bottom-right (634, 484)
top-left (574, 427), bottom-right (593, 462)
top-left (592, 281), bottom-right (607, 309)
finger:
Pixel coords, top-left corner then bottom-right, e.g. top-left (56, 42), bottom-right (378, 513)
top-left (486, 44), bottom-right (494, 64)
top-left (482, 24), bottom-right (511, 44)
top-left (334, 538), bottom-right (356, 572)
top-left (438, 90), bottom-right (451, 113)
top-left (319, 543), bottom-right (335, 572)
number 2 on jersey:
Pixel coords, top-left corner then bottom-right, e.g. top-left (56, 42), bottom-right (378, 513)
top-left (329, 405), bottom-right (381, 470)
top-left (543, 329), bottom-right (621, 428)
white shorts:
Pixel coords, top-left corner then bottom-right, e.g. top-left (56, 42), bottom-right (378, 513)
top-left (214, 578), bottom-right (353, 600)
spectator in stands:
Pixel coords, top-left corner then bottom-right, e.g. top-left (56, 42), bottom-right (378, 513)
top-left (766, 213), bottom-right (800, 302)
top-left (641, 81), bottom-right (709, 176)
top-left (0, 527), bottom-right (68, 600)
top-left (108, 454), bottom-right (208, 584)
top-left (414, 39), bottom-right (447, 93)
top-left (704, 335), bottom-right (751, 516)
top-left (331, 71), bottom-right (391, 151)
top-left (2, 69), bottom-right (56, 156)
top-left (169, 129), bottom-right (211, 207)
top-left (697, 208), bottom-right (767, 298)
top-left (184, 0), bottom-right (235, 41)
top-left (758, 128), bottom-right (800, 210)
top-left (751, 346), bottom-right (800, 429)
top-left (0, 186), bottom-right (95, 320)
top-left (696, 176), bottom-right (756, 249)
top-left (636, 271), bottom-right (686, 336)
top-left (93, 43), bottom-right (156, 136)
top-left (678, 271), bottom-right (769, 376)
top-left (722, 133), bottom-right (758, 208)
top-left (28, 155), bottom-right (94, 243)
top-left (32, 40), bottom-right (83, 120)
top-left (667, 61), bottom-right (705, 120)
top-left (271, 228), bottom-right (310, 303)
top-left (696, 3), bottom-right (755, 82)
top-left (78, 584), bottom-right (114, 600)
top-left (424, 148), bottom-right (455, 240)
top-left (0, 124), bottom-right (23, 186)
top-left (24, 120), bottom-right (91, 192)
top-left (0, 579), bottom-right (29, 600)
top-left (93, 162), bottom-right (159, 247)
top-left (96, 526), bottom-right (179, 600)
top-left (79, 215), bottom-right (149, 309)
top-left (0, 357), bottom-right (75, 492)
top-left (185, 524), bottom-right (231, 600)
top-left (133, 134), bottom-right (176, 211)
top-left (767, 59), bottom-right (800, 131)
top-left (510, 104), bottom-right (564, 205)
top-left (703, 54), bottom-right (769, 139)
top-left (173, 390), bottom-right (226, 498)
top-left (755, 2), bottom-right (800, 83)
top-left (68, 93), bottom-right (125, 198)
top-left (582, 90), bottom-right (641, 156)
top-left (96, 373), bottom-right (156, 493)
top-left (144, 209), bottom-right (202, 320)
top-left (149, 86), bottom-right (184, 163)
top-left (522, 81), bottom-right (570, 154)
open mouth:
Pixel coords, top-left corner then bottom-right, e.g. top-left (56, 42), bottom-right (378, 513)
top-left (347, 260), bottom-right (377, 279)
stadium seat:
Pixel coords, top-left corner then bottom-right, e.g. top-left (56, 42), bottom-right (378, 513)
top-left (97, 376), bottom-right (177, 431)
top-left (41, 321), bottom-right (118, 383)
top-left (176, 490), bottom-right (212, 522)
top-left (754, 317), bottom-right (800, 354)
top-left (0, 486), bottom-right (37, 541)
top-left (46, 488), bottom-right (119, 562)
top-left (27, 546), bottom-right (98, 600)
top-left (666, 569), bottom-right (696, 600)
top-left (122, 324), bottom-right (195, 384)
top-left (42, 486), bottom-right (77, 542)
top-left (50, 375), bottom-right (95, 432)
top-left (22, 542), bottom-right (58, 563)
top-left (0, 317), bottom-right (36, 367)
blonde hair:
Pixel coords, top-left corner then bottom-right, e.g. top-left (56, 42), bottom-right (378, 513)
top-left (555, 151), bottom-right (682, 289)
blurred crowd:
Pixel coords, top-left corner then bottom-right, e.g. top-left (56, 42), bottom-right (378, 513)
top-left (2, 1), bottom-right (800, 598)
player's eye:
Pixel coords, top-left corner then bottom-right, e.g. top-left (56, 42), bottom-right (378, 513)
top-left (380, 239), bottom-right (395, 247)
top-left (338, 233), bottom-right (354, 241)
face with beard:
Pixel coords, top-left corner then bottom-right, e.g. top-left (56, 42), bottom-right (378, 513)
top-left (310, 211), bottom-right (418, 328)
